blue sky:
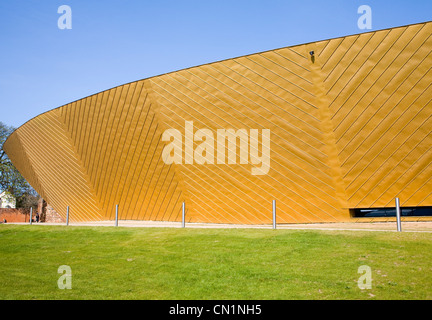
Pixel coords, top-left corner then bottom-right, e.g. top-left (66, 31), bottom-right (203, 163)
top-left (1, 0), bottom-right (431, 128)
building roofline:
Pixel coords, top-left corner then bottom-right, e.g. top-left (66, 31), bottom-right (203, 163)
top-left (5, 20), bottom-right (432, 146)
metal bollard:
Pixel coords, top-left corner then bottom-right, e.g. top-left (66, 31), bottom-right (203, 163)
top-left (115, 204), bottom-right (119, 227)
top-left (182, 202), bottom-right (185, 228)
top-left (395, 198), bottom-right (402, 232)
top-left (272, 200), bottom-right (276, 229)
top-left (29, 207), bottom-right (33, 225)
top-left (66, 206), bottom-right (70, 226)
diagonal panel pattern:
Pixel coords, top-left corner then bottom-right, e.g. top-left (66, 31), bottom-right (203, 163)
top-left (148, 44), bottom-right (348, 224)
top-left (5, 109), bottom-right (103, 222)
top-left (58, 82), bottom-right (184, 221)
top-left (321, 22), bottom-right (432, 209)
top-left (4, 21), bottom-right (432, 224)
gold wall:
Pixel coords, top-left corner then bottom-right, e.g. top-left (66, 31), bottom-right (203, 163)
top-left (4, 22), bottom-right (432, 224)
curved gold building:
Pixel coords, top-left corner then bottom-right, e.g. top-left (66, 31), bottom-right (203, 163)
top-left (4, 21), bottom-right (432, 224)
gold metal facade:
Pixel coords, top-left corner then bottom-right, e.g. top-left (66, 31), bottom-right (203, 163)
top-left (4, 22), bottom-right (432, 224)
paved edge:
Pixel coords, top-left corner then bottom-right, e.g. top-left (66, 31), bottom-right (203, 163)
top-left (5, 220), bottom-right (432, 233)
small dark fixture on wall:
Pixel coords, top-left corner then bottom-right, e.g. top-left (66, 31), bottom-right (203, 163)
top-left (309, 50), bottom-right (315, 63)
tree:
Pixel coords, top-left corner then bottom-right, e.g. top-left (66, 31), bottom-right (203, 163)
top-left (0, 121), bottom-right (39, 208)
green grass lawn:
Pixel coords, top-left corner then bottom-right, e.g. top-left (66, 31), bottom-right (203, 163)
top-left (0, 224), bottom-right (431, 300)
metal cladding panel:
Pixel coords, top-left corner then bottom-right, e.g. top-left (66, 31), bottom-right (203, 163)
top-left (4, 21), bottom-right (432, 224)
top-left (319, 22), bottom-right (432, 210)
top-left (4, 109), bottom-right (103, 222)
top-left (147, 47), bottom-right (346, 224)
